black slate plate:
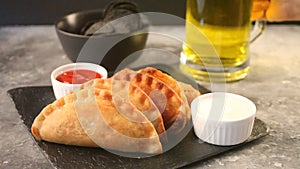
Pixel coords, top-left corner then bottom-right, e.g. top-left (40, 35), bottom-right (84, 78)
top-left (7, 65), bottom-right (269, 169)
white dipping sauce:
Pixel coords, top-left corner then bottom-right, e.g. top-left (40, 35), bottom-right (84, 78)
top-left (196, 93), bottom-right (256, 121)
top-left (191, 92), bottom-right (257, 146)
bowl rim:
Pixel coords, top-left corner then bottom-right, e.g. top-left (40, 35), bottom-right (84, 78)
top-left (191, 92), bottom-right (256, 123)
top-left (55, 9), bottom-right (149, 38)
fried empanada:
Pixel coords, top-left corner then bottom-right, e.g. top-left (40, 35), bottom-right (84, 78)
top-left (131, 72), bottom-right (183, 129)
top-left (113, 68), bottom-right (183, 129)
top-left (111, 70), bottom-right (166, 136)
top-left (139, 67), bottom-right (190, 134)
top-left (112, 69), bottom-right (166, 135)
top-left (32, 78), bottom-right (162, 154)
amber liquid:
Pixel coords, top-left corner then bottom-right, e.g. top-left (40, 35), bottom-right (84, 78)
top-left (181, 0), bottom-right (253, 82)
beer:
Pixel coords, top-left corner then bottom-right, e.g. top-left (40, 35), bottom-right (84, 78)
top-left (181, 0), bottom-right (254, 82)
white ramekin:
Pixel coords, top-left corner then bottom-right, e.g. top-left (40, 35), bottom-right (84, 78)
top-left (191, 92), bottom-right (256, 146)
top-left (51, 62), bottom-right (108, 99)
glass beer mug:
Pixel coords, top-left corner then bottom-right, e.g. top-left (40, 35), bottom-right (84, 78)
top-left (180, 0), bottom-right (265, 82)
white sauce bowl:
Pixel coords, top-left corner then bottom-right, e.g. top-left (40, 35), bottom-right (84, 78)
top-left (191, 92), bottom-right (256, 146)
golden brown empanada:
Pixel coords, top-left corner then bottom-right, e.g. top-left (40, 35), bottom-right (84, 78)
top-left (32, 78), bottom-right (162, 154)
top-left (111, 69), bottom-right (165, 135)
top-left (133, 72), bottom-right (184, 130)
top-left (139, 67), bottom-right (192, 134)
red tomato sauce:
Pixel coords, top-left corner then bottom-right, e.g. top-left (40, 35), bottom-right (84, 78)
top-left (56, 69), bottom-right (102, 84)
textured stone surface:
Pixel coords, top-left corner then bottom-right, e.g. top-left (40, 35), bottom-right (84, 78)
top-left (0, 25), bottom-right (300, 168)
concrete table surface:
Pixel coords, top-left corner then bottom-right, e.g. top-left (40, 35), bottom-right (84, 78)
top-left (0, 25), bottom-right (299, 168)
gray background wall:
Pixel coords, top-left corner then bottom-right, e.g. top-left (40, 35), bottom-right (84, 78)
top-left (0, 0), bottom-right (186, 25)
top-left (1, 1), bottom-right (298, 25)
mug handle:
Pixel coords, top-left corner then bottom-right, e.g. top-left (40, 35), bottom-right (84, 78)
top-left (250, 20), bottom-right (266, 43)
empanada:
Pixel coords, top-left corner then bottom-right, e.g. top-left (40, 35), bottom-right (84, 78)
top-left (111, 69), bottom-right (166, 135)
top-left (114, 68), bottom-right (183, 130)
top-left (139, 67), bottom-right (191, 134)
top-left (32, 77), bottom-right (162, 154)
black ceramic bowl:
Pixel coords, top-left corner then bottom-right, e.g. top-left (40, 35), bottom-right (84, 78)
top-left (55, 9), bottom-right (149, 72)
